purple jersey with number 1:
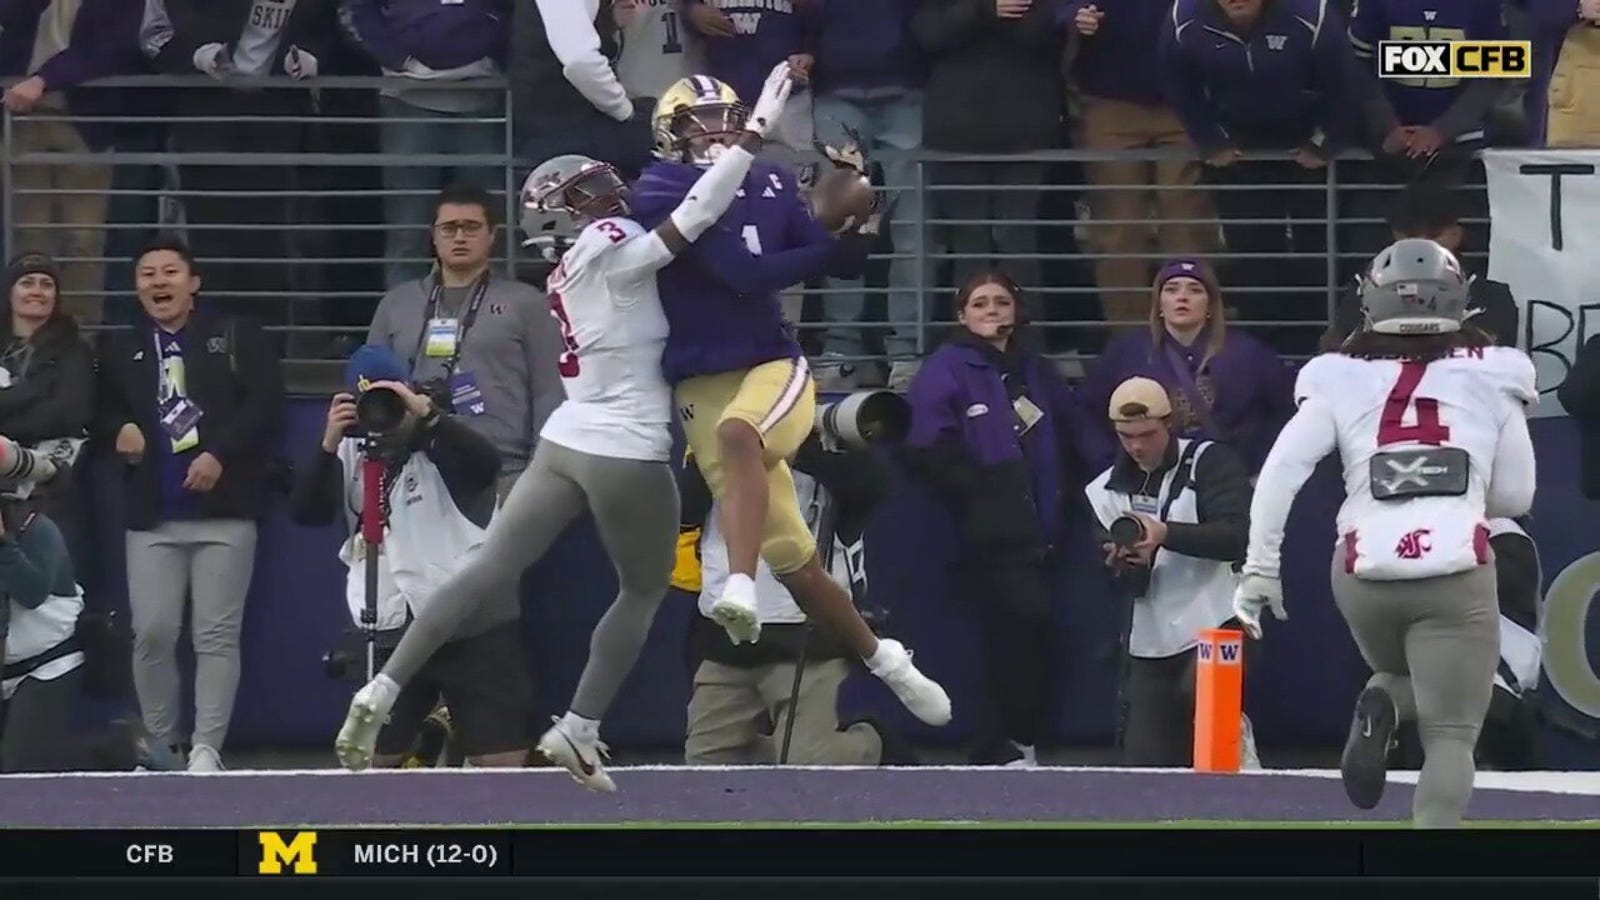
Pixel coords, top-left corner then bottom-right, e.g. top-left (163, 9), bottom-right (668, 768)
top-left (630, 156), bottom-right (863, 385)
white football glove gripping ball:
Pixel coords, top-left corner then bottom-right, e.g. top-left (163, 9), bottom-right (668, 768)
top-left (745, 61), bottom-right (794, 139)
top-left (1232, 573), bottom-right (1286, 639)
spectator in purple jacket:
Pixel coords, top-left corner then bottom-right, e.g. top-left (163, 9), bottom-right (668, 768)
top-left (900, 269), bottom-right (1107, 767)
top-left (1, 0), bottom-right (146, 329)
top-left (915, 0), bottom-right (1063, 343)
top-left (339, 0), bottom-right (511, 289)
top-left (1158, 0), bottom-right (1361, 343)
top-left (807, 0), bottom-right (930, 391)
top-left (1078, 258), bottom-right (1294, 473)
top-left (683, 0), bottom-right (818, 163)
top-left (1516, 0), bottom-right (1600, 147)
top-left (1058, 0), bottom-right (1219, 327)
top-left (1338, 0), bottom-right (1511, 284)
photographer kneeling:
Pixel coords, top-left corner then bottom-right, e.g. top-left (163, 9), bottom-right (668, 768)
top-left (1085, 377), bottom-right (1258, 768)
top-left (679, 391), bottom-right (917, 766)
top-left (290, 346), bottom-right (533, 768)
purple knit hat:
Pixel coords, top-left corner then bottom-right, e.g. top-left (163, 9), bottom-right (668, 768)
top-left (1153, 257), bottom-right (1221, 300)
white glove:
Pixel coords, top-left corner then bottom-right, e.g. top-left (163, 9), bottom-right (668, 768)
top-left (286, 45), bottom-right (319, 80)
top-left (745, 61), bottom-right (794, 139)
top-left (1231, 573), bottom-right (1286, 639)
top-left (192, 43), bottom-right (231, 78)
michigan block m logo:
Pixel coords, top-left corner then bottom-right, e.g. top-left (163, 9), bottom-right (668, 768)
top-left (258, 831), bottom-right (318, 875)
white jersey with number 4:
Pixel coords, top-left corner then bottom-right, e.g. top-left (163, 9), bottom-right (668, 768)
top-left (1246, 346), bottom-right (1538, 583)
top-left (539, 216), bottom-right (676, 462)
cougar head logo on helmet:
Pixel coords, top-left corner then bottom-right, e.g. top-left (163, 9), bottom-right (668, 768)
top-left (1358, 238), bottom-right (1471, 336)
top-left (519, 154), bottom-right (630, 259)
top-left (652, 75), bottom-right (746, 165)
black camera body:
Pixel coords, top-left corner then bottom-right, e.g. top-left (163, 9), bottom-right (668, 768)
top-left (1107, 513), bottom-right (1153, 598)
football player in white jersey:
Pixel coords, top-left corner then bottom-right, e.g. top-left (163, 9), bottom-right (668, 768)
top-left (1233, 238), bottom-right (1538, 828)
top-left (334, 62), bottom-right (801, 792)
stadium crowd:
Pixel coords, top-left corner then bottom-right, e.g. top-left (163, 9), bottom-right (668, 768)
top-left (0, 0), bottom-right (1596, 782)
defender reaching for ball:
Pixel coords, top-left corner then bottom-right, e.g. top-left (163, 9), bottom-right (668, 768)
top-left (334, 63), bottom-right (801, 792)
top-left (630, 76), bottom-right (951, 727)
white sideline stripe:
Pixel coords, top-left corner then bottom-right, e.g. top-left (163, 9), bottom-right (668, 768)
top-left (5, 766), bottom-right (1600, 795)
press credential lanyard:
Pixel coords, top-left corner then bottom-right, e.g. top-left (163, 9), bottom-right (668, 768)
top-left (412, 271), bottom-right (491, 377)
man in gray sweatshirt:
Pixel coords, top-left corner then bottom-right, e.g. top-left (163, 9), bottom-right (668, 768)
top-left (366, 183), bottom-right (566, 495)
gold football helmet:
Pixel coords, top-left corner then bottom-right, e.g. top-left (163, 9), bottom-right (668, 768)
top-left (652, 74), bottom-right (746, 164)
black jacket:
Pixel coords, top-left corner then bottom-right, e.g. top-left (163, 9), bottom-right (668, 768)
top-left (681, 435), bottom-right (893, 669)
top-left (146, 0), bottom-right (338, 78)
top-left (913, 0), bottom-right (1065, 152)
top-left (287, 414), bottom-right (502, 532)
top-left (1093, 437), bottom-right (1253, 568)
top-left (510, 0), bottom-right (647, 150)
top-left (94, 310), bottom-right (287, 531)
top-left (0, 316), bottom-right (94, 447)
top-left (1323, 273), bottom-right (1520, 352)
top-left (1558, 334), bottom-right (1600, 500)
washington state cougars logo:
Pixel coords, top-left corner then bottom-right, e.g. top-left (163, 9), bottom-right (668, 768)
top-left (1395, 529), bottom-right (1433, 560)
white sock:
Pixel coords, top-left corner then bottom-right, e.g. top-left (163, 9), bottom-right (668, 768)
top-left (865, 638), bottom-right (898, 672)
top-left (722, 572), bottom-right (755, 601)
top-left (560, 711), bottom-right (600, 742)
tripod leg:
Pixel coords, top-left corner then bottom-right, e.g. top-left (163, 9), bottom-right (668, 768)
top-left (778, 627), bottom-right (811, 764)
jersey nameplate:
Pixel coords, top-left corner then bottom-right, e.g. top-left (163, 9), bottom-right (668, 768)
top-left (1369, 446), bottom-right (1470, 501)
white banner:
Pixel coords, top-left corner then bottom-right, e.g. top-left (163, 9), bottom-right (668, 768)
top-left (1484, 149), bottom-right (1600, 418)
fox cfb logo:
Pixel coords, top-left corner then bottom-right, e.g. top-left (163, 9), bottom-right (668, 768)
top-left (1377, 40), bottom-right (1531, 79)
top-left (258, 831), bottom-right (318, 875)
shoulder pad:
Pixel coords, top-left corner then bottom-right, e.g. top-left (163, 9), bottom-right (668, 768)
top-left (1292, 354), bottom-right (1343, 407)
top-left (1486, 346), bottom-right (1538, 405)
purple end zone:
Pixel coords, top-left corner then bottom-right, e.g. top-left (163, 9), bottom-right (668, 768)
top-left (0, 769), bottom-right (1593, 827)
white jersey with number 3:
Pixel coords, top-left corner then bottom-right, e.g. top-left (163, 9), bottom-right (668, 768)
top-left (539, 217), bottom-right (676, 462)
top-left (1245, 346), bottom-right (1538, 583)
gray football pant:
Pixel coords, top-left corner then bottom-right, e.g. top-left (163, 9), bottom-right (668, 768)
top-left (126, 519), bottom-right (257, 752)
top-left (1330, 555), bottom-right (1500, 828)
top-left (381, 440), bottom-right (680, 721)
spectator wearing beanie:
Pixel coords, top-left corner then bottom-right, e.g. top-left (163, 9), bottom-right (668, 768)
top-left (1079, 258), bottom-right (1294, 473)
top-left (0, 254), bottom-right (95, 547)
top-left (1, 0), bottom-right (147, 329)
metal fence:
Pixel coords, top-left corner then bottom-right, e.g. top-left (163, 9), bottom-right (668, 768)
top-left (1, 76), bottom-right (1490, 390)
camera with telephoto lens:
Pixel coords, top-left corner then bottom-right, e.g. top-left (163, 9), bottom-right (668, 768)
top-left (356, 378), bottom-right (452, 437)
top-left (815, 390), bottom-right (912, 451)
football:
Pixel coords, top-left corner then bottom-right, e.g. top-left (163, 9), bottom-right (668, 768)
top-left (810, 168), bottom-right (876, 233)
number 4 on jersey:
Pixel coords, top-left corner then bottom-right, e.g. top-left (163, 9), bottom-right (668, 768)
top-left (1378, 360), bottom-right (1451, 446)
